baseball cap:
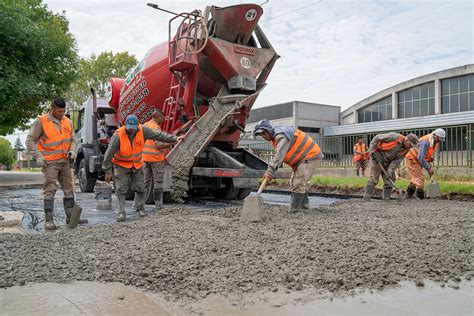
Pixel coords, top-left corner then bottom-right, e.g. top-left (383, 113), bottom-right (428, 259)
top-left (125, 115), bottom-right (139, 130)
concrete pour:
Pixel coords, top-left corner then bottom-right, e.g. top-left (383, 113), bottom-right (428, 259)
top-left (0, 199), bottom-right (471, 307)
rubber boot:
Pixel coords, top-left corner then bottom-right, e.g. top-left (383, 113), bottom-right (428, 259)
top-left (363, 184), bottom-right (375, 201)
top-left (116, 193), bottom-right (126, 222)
top-left (44, 199), bottom-right (57, 230)
top-left (415, 188), bottom-right (425, 200)
top-left (154, 189), bottom-right (164, 211)
top-left (404, 184), bottom-right (416, 199)
top-left (64, 198), bottom-right (88, 226)
top-left (382, 186), bottom-right (392, 201)
top-left (289, 193), bottom-right (305, 213)
top-left (302, 192), bottom-right (309, 209)
top-left (136, 191), bottom-right (147, 217)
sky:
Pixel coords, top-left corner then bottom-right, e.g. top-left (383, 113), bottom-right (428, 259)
top-left (5, 0), bottom-right (474, 145)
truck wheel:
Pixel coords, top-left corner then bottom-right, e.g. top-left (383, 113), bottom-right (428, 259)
top-left (163, 192), bottom-right (172, 203)
top-left (78, 159), bottom-right (96, 193)
top-left (236, 188), bottom-right (252, 200)
top-left (211, 180), bottom-right (239, 200)
top-left (188, 188), bottom-right (209, 197)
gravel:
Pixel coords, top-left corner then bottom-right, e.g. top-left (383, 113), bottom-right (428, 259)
top-left (0, 199), bottom-right (472, 301)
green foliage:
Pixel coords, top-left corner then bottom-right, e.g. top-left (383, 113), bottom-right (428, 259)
top-left (0, 0), bottom-right (79, 135)
top-left (66, 51), bottom-right (138, 107)
top-left (0, 137), bottom-right (16, 166)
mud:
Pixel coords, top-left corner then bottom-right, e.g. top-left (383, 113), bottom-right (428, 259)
top-left (169, 98), bottom-right (238, 203)
top-left (0, 199), bottom-right (471, 304)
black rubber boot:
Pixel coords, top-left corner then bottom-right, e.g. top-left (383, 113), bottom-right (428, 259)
top-left (116, 193), bottom-right (126, 222)
top-left (416, 188), bottom-right (425, 200)
top-left (382, 186), bottom-right (392, 201)
top-left (64, 198), bottom-right (88, 225)
top-left (154, 189), bottom-right (164, 211)
top-left (404, 184), bottom-right (416, 199)
top-left (363, 184), bottom-right (375, 201)
top-left (44, 199), bottom-right (57, 230)
top-left (136, 192), bottom-right (147, 217)
top-left (302, 192), bottom-right (309, 209)
top-left (289, 193), bottom-right (305, 213)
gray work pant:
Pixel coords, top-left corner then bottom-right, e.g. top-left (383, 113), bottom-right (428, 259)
top-left (367, 159), bottom-right (392, 189)
top-left (290, 156), bottom-right (322, 194)
top-left (41, 159), bottom-right (74, 200)
top-left (114, 165), bottom-right (145, 206)
top-left (143, 161), bottom-right (164, 190)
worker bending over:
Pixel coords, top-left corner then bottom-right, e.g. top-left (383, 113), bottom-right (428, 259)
top-left (26, 98), bottom-right (81, 230)
top-left (102, 115), bottom-right (183, 222)
top-left (254, 119), bottom-right (323, 213)
top-left (364, 132), bottom-right (418, 201)
top-left (404, 129), bottom-right (445, 199)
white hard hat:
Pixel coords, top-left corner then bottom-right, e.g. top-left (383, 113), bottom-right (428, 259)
top-left (433, 128), bottom-right (446, 141)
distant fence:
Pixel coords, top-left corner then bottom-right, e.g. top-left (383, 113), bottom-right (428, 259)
top-left (240, 124), bottom-right (474, 168)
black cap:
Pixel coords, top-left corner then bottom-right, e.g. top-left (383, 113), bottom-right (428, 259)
top-left (52, 98), bottom-right (66, 108)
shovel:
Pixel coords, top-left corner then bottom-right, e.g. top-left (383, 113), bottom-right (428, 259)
top-left (426, 176), bottom-right (441, 198)
top-left (377, 161), bottom-right (402, 202)
top-left (67, 157), bottom-right (84, 229)
top-left (240, 178), bottom-right (268, 222)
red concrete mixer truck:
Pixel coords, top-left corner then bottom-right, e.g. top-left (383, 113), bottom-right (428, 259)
top-left (74, 3), bottom-right (281, 202)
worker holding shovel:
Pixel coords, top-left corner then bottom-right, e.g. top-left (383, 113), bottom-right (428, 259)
top-left (364, 132), bottom-right (418, 201)
top-left (404, 129), bottom-right (445, 199)
top-left (253, 119), bottom-right (323, 213)
top-left (26, 98), bottom-right (83, 230)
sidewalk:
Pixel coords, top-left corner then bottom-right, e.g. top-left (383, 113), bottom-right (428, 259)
top-left (0, 171), bottom-right (44, 188)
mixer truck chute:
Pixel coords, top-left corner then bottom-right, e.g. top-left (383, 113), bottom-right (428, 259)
top-left (75, 3), bottom-right (284, 201)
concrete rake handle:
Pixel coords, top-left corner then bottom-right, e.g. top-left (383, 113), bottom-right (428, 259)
top-left (257, 178), bottom-right (269, 195)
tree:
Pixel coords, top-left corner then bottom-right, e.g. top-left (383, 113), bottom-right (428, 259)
top-left (0, 137), bottom-right (16, 167)
top-left (66, 52), bottom-right (138, 107)
top-left (14, 137), bottom-right (24, 164)
top-left (0, 0), bottom-right (79, 135)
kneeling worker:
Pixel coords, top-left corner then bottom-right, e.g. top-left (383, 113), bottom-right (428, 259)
top-left (364, 132), bottom-right (418, 201)
top-left (404, 129), bottom-right (445, 199)
top-left (253, 119), bottom-right (323, 213)
top-left (102, 115), bottom-right (183, 222)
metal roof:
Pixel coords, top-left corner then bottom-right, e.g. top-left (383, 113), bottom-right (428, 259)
top-left (323, 111), bottom-right (474, 136)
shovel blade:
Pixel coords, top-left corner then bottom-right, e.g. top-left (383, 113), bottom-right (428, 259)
top-left (426, 182), bottom-right (441, 198)
top-left (68, 204), bottom-right (83, 229)
top-left (240, 195), bottom-right (263, 222)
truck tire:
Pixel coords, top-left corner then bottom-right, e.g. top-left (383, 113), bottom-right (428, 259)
top-left (211, 180), bottom-right (239, 200)
top-left (188, 188), bottom-right (209, 197)
top-left (163, 192), bottom-right (172, 203)
top-left (78, 159), bottom-right (96, 193)
top-left (236, 187), bottom-right (252, 200)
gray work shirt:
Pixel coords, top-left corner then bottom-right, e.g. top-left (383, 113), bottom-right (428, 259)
top-left (26, 113), bottom-right (77, 162)
top-left (102, 125), bottom-right (177, 171)
top-left (369, 132), bottom-right (410, 173)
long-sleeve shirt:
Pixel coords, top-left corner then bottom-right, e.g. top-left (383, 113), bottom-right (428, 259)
top-left (26, 113), bottom-right (77, 162)
top-left (267, 133), bottom-right (291, 172)
top-left (417, 139), bottom-right (431, 171)
top-left (369, 132), bottom-right (409, 173)
top-left (102, 125), bottom-right (177, 171)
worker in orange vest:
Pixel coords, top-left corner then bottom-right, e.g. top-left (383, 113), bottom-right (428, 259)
top-left (254, 119), bottom-right (323, 213)
top-left (142, 110), bottom-right (169, 212)
top-left (102, 115), bottom-right (183, 222)
top-left (26, 98), bottom-right (82, 230)
top-left (364, 132), bottom-right (418, 201)
top-left (353, 136), bottom-right (369, 177)
top-left (404, 129), bottom-right (445, 199)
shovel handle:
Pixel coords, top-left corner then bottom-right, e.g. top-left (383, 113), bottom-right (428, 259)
top-left (257, 178), bottom-right (269, 195)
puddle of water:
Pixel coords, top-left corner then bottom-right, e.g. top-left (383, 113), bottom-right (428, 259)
top-left (252, 192), bottom-right (340, 207)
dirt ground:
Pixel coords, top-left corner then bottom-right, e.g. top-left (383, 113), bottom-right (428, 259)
top-left (0, 199), bottom-right (472, 312)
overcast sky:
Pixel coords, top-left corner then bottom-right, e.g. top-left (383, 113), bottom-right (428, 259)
top-left (5, 0), bottom-right (473, 145)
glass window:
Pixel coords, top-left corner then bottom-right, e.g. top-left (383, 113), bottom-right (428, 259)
top-left (413, 100), bottom-right (420, 117)
top-left (470, 75), bottom-right (474, 91)
top-left (429, 82), bottom-right (435, 98)
top-left (450, 94), bottom-right (458, 112)
top-left (358, 110), bottom-right (365, 123)
top-left (470, 92), bottom-right (474, 111)
top-left (441, 80), bottom-right (449, 95)
top-left (450, 77), bottom-right (459, 94)
top-left (398, 103), bottom-right (404, 118)
top-left (421, 85), bottom-right (428, 98)
top-left (441, 96), bottom-right (449, 113)
top-left (460, 93), bottom-right (468, 111)
top-left (398, 91), bottom-right (405, 102)
top-left (429, 98), bottom-right (435, 115)
top-left (365, 109), bottom-right (371, 122)
top-left (387, 103), bottom-right (392, 119)
top-left (379, 104), bottom-right (386, 120)
top-left (405, 90), bottom-right (412, 101)
top-left (405, 101), bottom-right (413, 117)
top-left (413, 86), bottom-right (421, 100)
top-left (460, 76), bottom-right (469, 93)
top-left (421, 99), bottom-right (428, 116)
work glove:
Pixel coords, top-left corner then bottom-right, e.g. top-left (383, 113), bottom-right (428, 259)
top-left (176, 135), bottom-right (185, 142)
top-left (428, 157), bottom-right (435, 163)
top-left (68, 150), bottom-right (76, 160)
top-left (36, 156), bottom-right (45, 168)
top-left (105, 171), bottom-right (113, 183)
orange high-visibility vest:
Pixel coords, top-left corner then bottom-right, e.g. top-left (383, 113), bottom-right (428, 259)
top-left (272, 129), bottom-right (321, 171)
top-left (353, 143), bottom-right (368, 161)
top-left (406, 134), bottom-right (438, 163)
top-left (375, 133), bottom-right (409, 156)
top-left (142, 120), bottom-right (165, 163)
top-left (37, 114), bottom-right (73, 161)
top-left (112, 125), bottom-right (145, 169)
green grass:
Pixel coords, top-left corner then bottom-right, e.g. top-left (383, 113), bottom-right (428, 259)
top-left (271, 176), bottom-right (474, 195)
